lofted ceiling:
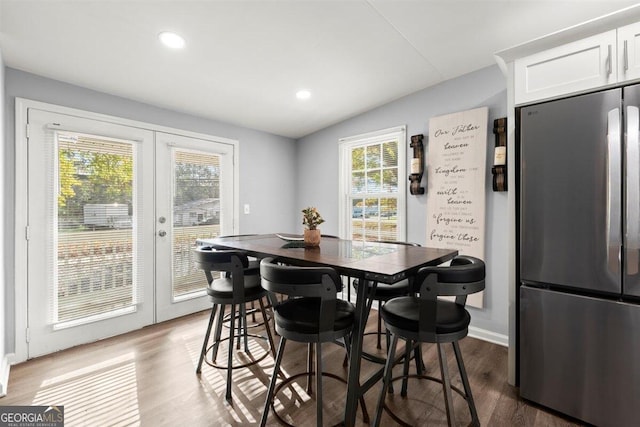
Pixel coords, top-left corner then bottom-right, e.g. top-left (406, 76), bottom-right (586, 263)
top-left (1, 1), bottom-right (638, 138)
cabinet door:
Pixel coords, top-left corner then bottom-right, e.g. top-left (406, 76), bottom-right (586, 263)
top-left (619, 22), bottom-right (640, 83)
top-left (515, 30), bottom-right (617, 105)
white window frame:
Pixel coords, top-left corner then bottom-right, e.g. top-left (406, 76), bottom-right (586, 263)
top-left (338, 126), bottom-right (407, 241)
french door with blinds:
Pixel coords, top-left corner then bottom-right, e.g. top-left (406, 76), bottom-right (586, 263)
top-left (24, 107), bottom-right (236, 358)
top-left (155, 132), bottom-right (235, 322)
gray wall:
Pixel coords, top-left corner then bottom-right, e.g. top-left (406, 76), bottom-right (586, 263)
top-left (3, 68), bottom-right (299, 354)
top-left (296, 65), bottom-right (509, 339)
top-left (0, 49), bottom-right (7, 393)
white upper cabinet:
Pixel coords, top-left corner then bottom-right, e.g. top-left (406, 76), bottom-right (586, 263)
top-left (515, 30), bottom-right (617, 105)
top-left (619, 22), bottom-right (640, 82)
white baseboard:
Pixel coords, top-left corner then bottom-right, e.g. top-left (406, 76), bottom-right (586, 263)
top-left (0, 353), bottom-right (13, 398)
top-left (468, 326), bottom-right (508, 347)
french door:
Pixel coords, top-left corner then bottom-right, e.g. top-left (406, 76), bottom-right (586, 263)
top-left (24, 107), bottom-right (236, 358)
top-left (155, 132), bottom-right (235, 322)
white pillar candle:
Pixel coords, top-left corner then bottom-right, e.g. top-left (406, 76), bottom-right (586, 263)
top-left (494, 146), bottom-right (506, 166)
top-left (411, 158), bottom-right (421, 174)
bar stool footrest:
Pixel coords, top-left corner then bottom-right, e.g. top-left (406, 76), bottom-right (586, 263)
top-left (270, 371), bottom-right (369, 426)
top-left (382, 374), bottom-right (470, 427)
top-left (221, 308), bottom-right (272, 330)
top-left (203, 334), bottom-right (271, 370)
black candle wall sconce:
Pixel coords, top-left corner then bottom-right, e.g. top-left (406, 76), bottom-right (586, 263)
top-left (409, 134), bottom-right (425, 195)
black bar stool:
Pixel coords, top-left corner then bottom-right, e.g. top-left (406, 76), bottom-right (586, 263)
top-left (259, 257), bottom-right (368, 427)
top-left (194, 246), bottom-right (276, 401)
top-left (206, 234), bottom-right (264, 327)
top-left (372, 255), bottom-right (485, 427)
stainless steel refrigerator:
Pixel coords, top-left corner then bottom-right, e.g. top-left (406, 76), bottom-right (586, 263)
top-left (519, 85), bottom-right (640, 427)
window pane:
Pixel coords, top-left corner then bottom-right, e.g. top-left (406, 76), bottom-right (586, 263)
top-left (351, 219), bottom-right (364, 241)
top-left (382, 141), bottom-right (398, 167)
top-left (352, 199), bottom-right (364, 219)
top-left (172, 150), bottom-right (222, 298)
top-left (382, 169), bottom-right (398, 192)
top-left (367, 170), bottom-right (381, 193)
top-left (366, 145), bottom-right (381, 168)
top-left (365, 220), bottom-right (380, 241)
top-left (380, 198), bottom-right (397, 219)
top-left (56, 133), bottom-right (135, 323)
top-left (379, 223), bottom-right (397, 241)
top-left (364, 198), bottom-right (380, 241)
top-left (365, 198), bottom-right (379, 219)
top-left (352, 147), bottom-right (365, 170)
top-left (352, 171), bottom-right (365, 193)
top-left (351, 198), bottom-right (364, 240)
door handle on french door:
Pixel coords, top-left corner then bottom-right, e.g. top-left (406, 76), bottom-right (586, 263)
top-left (627, 106), bottom-right (640, 275)
top-left (607, 108), bottom-right (621, 273)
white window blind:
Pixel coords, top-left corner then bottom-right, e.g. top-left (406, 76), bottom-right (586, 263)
top-left (48, 130), bottom-right (144, 328)
top-left (171, 149), bottom-right (222, 300)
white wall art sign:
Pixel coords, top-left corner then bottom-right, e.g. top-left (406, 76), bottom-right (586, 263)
top-left (426, 107), bottom-right (488, 308)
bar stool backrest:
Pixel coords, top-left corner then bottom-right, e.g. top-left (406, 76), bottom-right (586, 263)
top-left (260, 257), bottom-right (344, 340)
top-left (194, 247), bottom-right (251, 300)
top-left (413, 255), bottom-right (485, 342)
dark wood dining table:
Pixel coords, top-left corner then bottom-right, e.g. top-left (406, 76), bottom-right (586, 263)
top-left (197, 234), bottom-right (457, 426)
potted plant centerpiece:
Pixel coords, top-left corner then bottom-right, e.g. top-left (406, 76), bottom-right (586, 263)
top-left (302, 206), bottom-right (324, 247)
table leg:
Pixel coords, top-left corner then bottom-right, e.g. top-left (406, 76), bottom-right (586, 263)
top-left (344, 276), bottom-right (369, 426)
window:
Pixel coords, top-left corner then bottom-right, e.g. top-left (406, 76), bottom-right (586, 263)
top-left (339, 126), bottom-right (406, 242)
top-left (171, 149), bottom-right (223, 299)
top-left (54, 131), bottom-right (140, 325)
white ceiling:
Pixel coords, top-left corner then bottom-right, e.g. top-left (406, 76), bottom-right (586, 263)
top-left (1, 1), bottom-right (638, 138)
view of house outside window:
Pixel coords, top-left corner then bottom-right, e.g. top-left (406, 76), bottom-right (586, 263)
top-left (171, 150), bottom-right (222, 298)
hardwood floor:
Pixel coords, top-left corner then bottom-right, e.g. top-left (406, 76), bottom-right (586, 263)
top-left (1, 308), bottom-right (584, 426)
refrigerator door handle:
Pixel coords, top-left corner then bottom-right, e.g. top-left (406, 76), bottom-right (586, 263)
top-left (627, 106), bottom-right (640, 275)
top-left (624, 40), bottom-right (629, 72)
top-left (607, 108), bottom-right (621, 272)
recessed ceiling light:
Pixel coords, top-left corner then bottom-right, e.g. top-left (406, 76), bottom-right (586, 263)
top-left (159, 31), bottom-right (185, 49)
top-left (296, 90), bottom-right (311, 100)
